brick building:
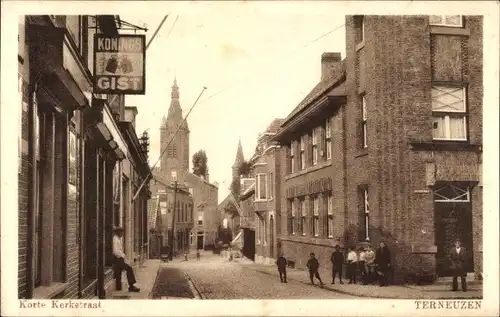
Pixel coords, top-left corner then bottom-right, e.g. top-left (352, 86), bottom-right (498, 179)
top-left (252, 119), bottom-right (284, 265)
top-left (18, 15), bottom-right (150, 299)
top-left (274, 15), bottom-right (482, 283)
top-left (150, 79), bottom-right (219, 251)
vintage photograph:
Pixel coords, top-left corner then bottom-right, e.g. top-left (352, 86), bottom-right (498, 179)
top-left (4, 2), bottom-right (498, 316)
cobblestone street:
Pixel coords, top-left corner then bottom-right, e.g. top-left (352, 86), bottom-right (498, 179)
top-left (153, 252), bottom-right (355, 299)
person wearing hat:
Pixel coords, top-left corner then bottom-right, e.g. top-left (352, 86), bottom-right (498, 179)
top-left (112, 227), bottom-right (140, 292)
top-left (330, 245), bottom-right (344, 284)
top-left (449, 239), bottom-right (467, 292)
top-left (306, 252), bottom-right (325, 286)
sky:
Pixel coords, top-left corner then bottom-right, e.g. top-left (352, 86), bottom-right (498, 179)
top-left (122, 3), bottom-right (346, 203)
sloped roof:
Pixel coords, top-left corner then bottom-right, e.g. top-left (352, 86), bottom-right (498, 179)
top-left (264, 118), bottom-right (285, 134)
top-left (282, 61), bottom-right (346, 126)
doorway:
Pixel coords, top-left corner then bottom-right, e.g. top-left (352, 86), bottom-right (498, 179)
top-left (197, 231), bottom-right (204, 250)
top-left (434, 184), bottom-right (474, 277)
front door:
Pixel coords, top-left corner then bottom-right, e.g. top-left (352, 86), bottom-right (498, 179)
top-left (434, 184), bottom-right (474, 277)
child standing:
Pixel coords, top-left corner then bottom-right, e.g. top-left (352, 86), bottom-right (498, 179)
top-left (347, 247), bottom-right (358, 284)
top-left (306, 252), bottom-right (325, 286)
top-left (276, 254), bottom-right (288, 283)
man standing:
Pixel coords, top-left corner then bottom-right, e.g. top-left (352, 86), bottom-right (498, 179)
top-left (330, 245), bottom-right (344, 284)
top-left (276, 254), bottom-right (288, 283)
top-left (113, 227), bottom-right (140, 292)
top-left (449, 239), bottom-right (467, 292)
top-left (375, 241), bottom-right (391, 287)
top-left (306, 252), bottom-right (325, 286)
top-left (364, 245), bottom-right (376, 284)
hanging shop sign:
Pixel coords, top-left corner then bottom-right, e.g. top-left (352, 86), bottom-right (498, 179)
top-left (93, 34), bottom-right (146, 94)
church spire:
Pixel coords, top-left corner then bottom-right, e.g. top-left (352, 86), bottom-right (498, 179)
top-left (232, 138), bottom-right (244, 168)
top-left (166, 77), bottom-right (188, 131)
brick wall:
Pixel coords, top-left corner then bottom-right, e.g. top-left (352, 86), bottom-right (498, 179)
top-left (343, 15), bottom-right (483, 281)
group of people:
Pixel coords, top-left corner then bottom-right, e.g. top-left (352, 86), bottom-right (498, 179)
top-left (333, 242), bottom-right (392, 286)
top-left (275, 242), bottom-right (392, 287)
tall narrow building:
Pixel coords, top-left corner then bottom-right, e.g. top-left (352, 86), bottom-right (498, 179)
top-left (161, 78), bottom-right (190, 183)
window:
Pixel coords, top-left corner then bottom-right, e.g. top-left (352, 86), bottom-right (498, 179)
top-left (18, 74), bottom-right (23, 173)
top-left (312, 196), bottom-right (319, 237)
top-left (362, 96), bottom-right (367, 148)
top-left (432, 86), bottom-right (467, 141)
top-left (167, 144), bottom-right (177, 157)
top-left (256, 173), bottom-right (267, 201)
top-left (312, 128), bottom-right (318, 165)
top-left (325, 119), bottom-right (332, 160)
top-left (289, 199), bottom-right (296, 235)
top-left (299, 199), bottom-right (307, 236)
top-left (34, 100), bottom-right (42, 287)
top-left (268, 171), bottom-right (274, 200)
top-left (434, 184), bottom-right (470, 202)
top-left (198, 213), bottom-right (203, 226)
top-left (290, 143), bottom-right (295, 173)
top-left (363, 189), bottom-right (370, 241)
top-left (300, 136), bottom-right (306, 169)
top-left (429, 15), bottom-right (463, 27)
top-left (326, 194), bottom-right (334, 238)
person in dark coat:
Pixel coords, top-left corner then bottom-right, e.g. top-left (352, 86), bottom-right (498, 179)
top-left (276, 254), bottom-right (288, 283)
top-left (375, 241), bottom-right (391, 287)
top-left (306, 252), bottom-right (325, 285)
top-left (330, 245), bottom-right (344, 284)
top-left (449, 239), bottom-right (467, 292)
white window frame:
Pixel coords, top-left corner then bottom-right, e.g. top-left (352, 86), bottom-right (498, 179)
top-left (300, 199), bottom-right (307, 236)
top-left (363, 189), bottom-right (370, 241)
top-left (312, 128), bottom-right (318, 165)
top-left (290, 142), bottom-right (295, 174)
top-left (362, 96), bottom-right (368, 148)
top-left (432, 86), bottom-right (467, 141)
top-left (290, 199), bottom-right (296, 235)
top-left (300, 136), bottom-right (306, 170)
top-left (327, 194), bottom-right (333, 238)
top-left (313, 196), bottom-right (319, 237)
top-left (255, 173), bottom-right (267, 201)
top-left (429, 15), bottom-right (463, 28)
top-left (434, 184), bottom-right (470, 203)
top-left (325, 118), bottom-right (332, 160)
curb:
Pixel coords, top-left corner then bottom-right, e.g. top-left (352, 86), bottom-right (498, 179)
top-left (250, 266), bottom-right (483, 300)
top-left (147, 263), bottom-right (162, 299)
top-left (185, 273), bottom-right (205, 300)
top-left (247, 267), bottom-right (393, 299)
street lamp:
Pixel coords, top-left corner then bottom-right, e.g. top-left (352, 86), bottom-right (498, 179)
top-left (169, 170), bottom-right (178, 261)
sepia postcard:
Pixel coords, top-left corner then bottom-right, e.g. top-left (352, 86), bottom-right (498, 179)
top-left (1, 1), bottom-right (499, 316)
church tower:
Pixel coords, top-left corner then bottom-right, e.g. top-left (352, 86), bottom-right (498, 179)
top-left (232, 138), bottom-right (244, 181)
top-left (160, 78), bottom-right (190, 182)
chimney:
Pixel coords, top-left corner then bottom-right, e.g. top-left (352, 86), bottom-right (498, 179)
top-left (124, 106), bottom-right (138, 130)
top-left (321, 52), bottom-right (342, 81)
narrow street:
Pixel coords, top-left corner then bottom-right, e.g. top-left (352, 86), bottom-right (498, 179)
top-left (150, 252), bottom-right (356, 299)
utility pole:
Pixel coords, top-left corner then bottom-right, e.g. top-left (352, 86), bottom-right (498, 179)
top-left (169, 170), bottom-right (178, 261)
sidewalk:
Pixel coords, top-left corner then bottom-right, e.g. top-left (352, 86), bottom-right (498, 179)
top-left (109, 259), bottom-right (161, 299)
top-left (244, 262), bottom-right (482, 300)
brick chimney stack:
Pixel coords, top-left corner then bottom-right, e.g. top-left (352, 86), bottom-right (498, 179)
top-left (321, 52), bottom-right (342, 81)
